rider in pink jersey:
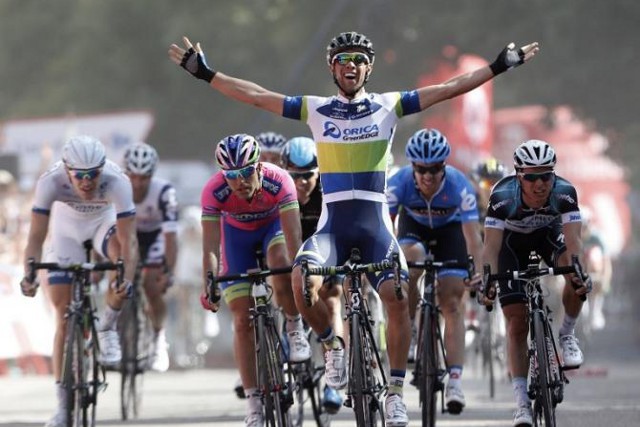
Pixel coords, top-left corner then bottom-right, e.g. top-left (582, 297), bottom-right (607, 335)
top-left (200, 134), bottom-right (311, 426)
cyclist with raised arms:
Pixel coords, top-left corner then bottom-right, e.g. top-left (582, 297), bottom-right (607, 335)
top-left (386, 128), bottom-right (483, 415)
top-left (481, 139), bottom-right (591, 427)
top-left (19, 135), bottom-right (138, 427)
top-left (169, 31), bottom-right (539, 426)
top-left (256, 131), bottom-right (287, 165)
top-left (200, 134), bottom-right (311, 427)
top-left (123, 142), bottom-right (179, 372)
top-left (281, 136), bottom-right (343, 414)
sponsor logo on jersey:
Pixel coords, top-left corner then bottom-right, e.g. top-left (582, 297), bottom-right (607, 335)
top-left (322, 121), bottom-right (380, 141)
top-left (569, 214), bottom-right (581, 222)
top-left (491, 199), bottom-right (511, 211)
top-left (213, 184), bottom-right (232, 202)
top-left (556, 193), bottom-right (576, 204)
top-left (262, 177), bottom-right (283, 195)
top-left (232, 208), bottom-right (276, 222)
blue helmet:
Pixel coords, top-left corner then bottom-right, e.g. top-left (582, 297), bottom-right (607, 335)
top-left (282, 137), bottom-right (317, 169)
top-left (255, 131), bottom-right (287, 153)
top-left (215, 134), bottom-right (261, 170)
top-left (405, 128), bottom-right (451, 164)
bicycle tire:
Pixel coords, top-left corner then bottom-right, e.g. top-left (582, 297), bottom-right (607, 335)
top-left (308, 366), bottom-right (331, 427)
top-left (289, 362), bottom-right (305, 427)
top-left (349, 311), bottom-right (369, 426)
top-left (257, 314), bottom-right (291, 427)
top-left (482, 312), bottom-right (496, 399)
top-left (62, 315), bottom-right (83, 427)
top-left (532, 312), bottom-right (556, 426)
top-left (418, 302), bottom-right (439, 427)
top-left (119, 296), bottom-right (145, 420)
top-left (304, 332), bottom-right (331, 427)
top-left (86, 320), bottom-right (101, 427)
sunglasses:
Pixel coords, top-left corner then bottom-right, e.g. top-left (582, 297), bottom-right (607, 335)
top-left (518, 171), bottom-right (555, 182)
top-left (288, 170), bottom-right (317, 180)
top-left (332, 52), bottom-right (371, 66)
top-left (413, 163), bottom-right (445, 175)
top-left (69, 168), bottom-right (102, 180)
top-left (222, 164), bottom-right (256, 180)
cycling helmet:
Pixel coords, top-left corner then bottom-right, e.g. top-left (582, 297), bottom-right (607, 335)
top-left (282, 137), bottom-right (317, 169)
top-left (62, 135), bottom-right (106, 170)
top-left (513, 139), bottom-right (556, 168)
top-left (215, 134), bottom-right (261, 170)
top-left (326, 31), bottom-right (375, 65)
top-left (255, 131), bottom-right (287, 153)
top-left (123, 142), bottom-right (158, 176)
top-left (470, 158), bottom-right (508, 182)
top-left (405, 128), bottom-right (451, 164)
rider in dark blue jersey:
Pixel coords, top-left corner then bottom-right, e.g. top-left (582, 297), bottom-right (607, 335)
top-left (481, 139), bottom-right (592, 427)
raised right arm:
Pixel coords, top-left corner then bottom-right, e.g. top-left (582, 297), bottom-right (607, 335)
top-left (168, 36), bottom-right (285, 115)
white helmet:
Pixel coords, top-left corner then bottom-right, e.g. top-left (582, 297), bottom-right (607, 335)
top-left (124, 142), bottom-right (159, 175)
top-left (62, 135), bottom-right (106, 170)
top-left (513, 139), bottom-right (556, 168)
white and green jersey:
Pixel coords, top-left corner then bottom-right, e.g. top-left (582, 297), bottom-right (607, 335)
top-left (282, 91), bottom-right (421, 203)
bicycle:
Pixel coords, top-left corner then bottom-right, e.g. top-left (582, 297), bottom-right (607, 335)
top-left (208, 251), bottom-right (294, 427)
top-left (483, 251), bottom-right (586, 427)
top-left (27, 241), bottom-right (124, 427)
top-left (465, 296), bottom-right (507, 399)
top-left (286, 325), bottom-right (332, 427)
top-left (117, 262), bottom-right (153, 420)
top-left (407, 254), bottom-right (474, 427)
top-left (302, 248), bottom-right (402, 427)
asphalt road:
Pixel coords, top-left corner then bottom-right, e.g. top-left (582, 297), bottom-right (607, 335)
top-left (2, 313), bottom-right (639, 427)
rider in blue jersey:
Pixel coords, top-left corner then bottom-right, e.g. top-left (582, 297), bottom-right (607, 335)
top-left (387, 128), bottom-right (483, 415)
top-left (169, 31), bottom-right (539, 427)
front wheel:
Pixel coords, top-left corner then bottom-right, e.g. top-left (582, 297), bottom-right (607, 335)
top-left (418, 303), bottom-right (439, 427)
top-left (532, 312), bottom-right (556, 427)
top-left (119, 296), bottom-right (148, 420)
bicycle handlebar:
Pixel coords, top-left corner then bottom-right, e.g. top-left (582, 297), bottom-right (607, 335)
top-left (27, 258), bottom-right (125, 285)
top-left (482, 254), bottom-right (587, 312)
top-left (302, 250), bottom-right (403, 307)
top-left (211, 266), bottom-right (293, 283)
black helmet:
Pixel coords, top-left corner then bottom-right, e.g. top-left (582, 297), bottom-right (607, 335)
top-left (470, 158), bottom-right (508, 183)
top-left (326, 31), bottom-right (375, 65)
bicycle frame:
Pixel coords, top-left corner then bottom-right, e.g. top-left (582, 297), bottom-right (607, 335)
top-left (408, 254), bottom-right (474, 427)
top-left (303, 248), bottom-right (400, 427)
top-left (209, 254), bottom-right (293, 427)
top-left (28, 252), bottom-right (124, 427)
top-left (484, 252), bottom-right (584, 427)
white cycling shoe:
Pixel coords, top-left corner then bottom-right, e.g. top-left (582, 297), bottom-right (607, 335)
top-left (559, 334), bottom-right (583, 368)
top-left (98, 330), bottom-right (121, 366)
top-left (385, 394), bottom-right (409, 426)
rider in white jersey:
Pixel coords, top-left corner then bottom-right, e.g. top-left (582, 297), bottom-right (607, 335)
top-left (123, 142), bottom-right (179, 372)
top-left (20, 135), bottom-right (138, 427)
top-left (169, 31), bottom-right (539, 427)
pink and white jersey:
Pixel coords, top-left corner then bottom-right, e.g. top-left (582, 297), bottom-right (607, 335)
top-left (201, 163), bottom-right (298, 230)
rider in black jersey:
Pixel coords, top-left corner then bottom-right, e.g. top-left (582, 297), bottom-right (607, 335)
top-left (481, 139), bottom-right (592, 427)
top-left (282, 136), bottom-right (344, 414)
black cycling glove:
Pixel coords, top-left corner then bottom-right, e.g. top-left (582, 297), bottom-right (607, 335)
top-left (489, 43), bottom-right (525, 76)
top-left (180, 47), bottom-right (216, 83)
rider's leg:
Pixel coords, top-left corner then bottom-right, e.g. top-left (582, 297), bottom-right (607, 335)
top-left (228, 295), bottom-right (262, 416)
top-left (378, 278), bottom-right (410, 393)
top-left (503, 303), bottom-right (531, 409)
top-left (438, 275), bottom-right (467, 412)
top-left (267, 243), bottom-right (311, 362)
